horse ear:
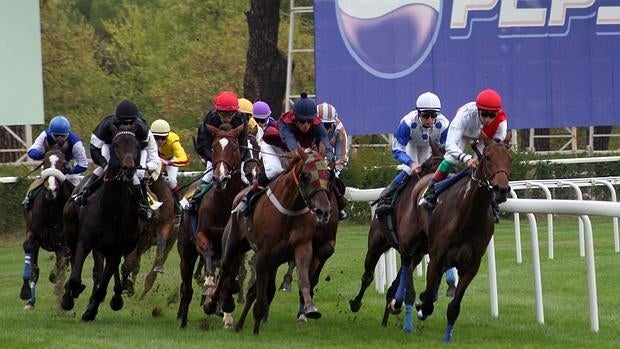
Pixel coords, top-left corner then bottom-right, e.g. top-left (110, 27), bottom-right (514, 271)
top-left (429, 140), bottom-right (442, 157)
top-left (480, 131), bottom-right (492, 146)
top-left (206, 124), bottom-right (220, 137)
top-left (503, 131), bottom-right (513, 146)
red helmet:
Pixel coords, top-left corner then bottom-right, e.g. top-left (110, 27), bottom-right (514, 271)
top-left (214, 91), bottom-right (239, 111)
top-left (475, 89), bottom-right (502, 111)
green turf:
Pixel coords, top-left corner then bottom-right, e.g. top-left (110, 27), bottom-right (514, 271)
top-left (1, 216), bottom-right (618, 348)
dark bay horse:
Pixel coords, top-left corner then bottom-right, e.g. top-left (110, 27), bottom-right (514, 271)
top-left (176, 123), bottom-right (249, 328)
top-left (20, 143), bottom-right (75, 309)
top-left (61, 127), bottom-right (142, 321)
top-left (410, 134), bottom-right (512, 342)
top-left (349, 141), bottom-right (444, 330)
top-left (120, 160), bottom-right (178, 299)
top-left (205, 147), bottom-right (334, 335)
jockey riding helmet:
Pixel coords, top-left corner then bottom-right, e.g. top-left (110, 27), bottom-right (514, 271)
top-left (416, 92), bottom-right (441, 112)
top-left (293, 93), bottom-right (317, 120)
top-left (475, 89), bottom-right (502, 111)
top-left (214, 91), bottom-right (239, 112)
top-left (238, 98), bottom-right (253, 115)
top-left (115, 99), bottom-right (140, 120)
top-left (151, 119), bottom-right (170, 137)
top-left (317, 102), bottom-right (337, 123)
top-left (49, 116), bottom-right (71, 136)
top-left (252, 101), bottom-right (271, 120)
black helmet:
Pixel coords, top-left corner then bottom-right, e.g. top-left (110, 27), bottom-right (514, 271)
top-left (293, 93), bottom-right (317, 120)
top-left (115, 99), bottom-right (139, 120)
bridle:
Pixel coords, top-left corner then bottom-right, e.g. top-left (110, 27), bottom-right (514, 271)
top-left (212, 134), bottom-right (241, 178)
top-left (470, 141), bottom-right (510, 190)
top-left (104, 130), bottom-right (139, 182)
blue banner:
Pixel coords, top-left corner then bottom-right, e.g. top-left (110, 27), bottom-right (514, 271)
top-left (315, 0), bottom-right (620, 135)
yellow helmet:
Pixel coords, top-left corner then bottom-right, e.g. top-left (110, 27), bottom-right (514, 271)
top-left (151, 119), bottom-right (170, 136)
top-left (238, 98), bottom-right (253, 114)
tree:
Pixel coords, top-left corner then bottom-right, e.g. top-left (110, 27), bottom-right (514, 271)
top-left (244, 0), bottom-right (287, 118)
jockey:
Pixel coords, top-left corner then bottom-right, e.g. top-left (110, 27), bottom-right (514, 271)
top-left (73, 99), bottom-right (158, 219)
top-left (186, 90), bottom-right (248, 214)
top-left (22, 116), bottom-right (89, 210)
top-left (259, 93), bottom-right (333, 185)
top-left (374, 92), bottom-right (449, 215)
top-left (251, 100), bottom-right (276, 145)
top-left (239, 97), bottom-right (259, 136)
top-left (418, 88), bottom-right (508, 222)
top-left (151, 119), bottom-right (190, 196)
top-left (317, 102), bottom-right (350, 220)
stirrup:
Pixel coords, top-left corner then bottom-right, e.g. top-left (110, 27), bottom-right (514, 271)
top-left (418, 196), bottom-right (435, 210)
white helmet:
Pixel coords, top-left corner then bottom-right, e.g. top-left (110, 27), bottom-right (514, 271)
top-left (151, 119), bottom-right (170, 136)
top-left (415, 92), bottom-right (441, 112)
top-left (317, 102), bottom-right (337, 123)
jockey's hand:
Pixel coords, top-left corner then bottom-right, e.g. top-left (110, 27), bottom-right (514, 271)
top-left (411, 163), bottom-right (422, 174)
top-left (466, 158), bottom-right (479, 169)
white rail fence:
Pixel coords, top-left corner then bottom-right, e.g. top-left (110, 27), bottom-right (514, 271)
top-left (345, 177), bottom-right (620, 333)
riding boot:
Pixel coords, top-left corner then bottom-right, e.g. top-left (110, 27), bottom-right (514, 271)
top-left (185, 181), bottom-right (209, 215)
top-left (242, 173), bottom-right (269, 217)
top-left (22, 194), bottom-right (32, 210)
top-left (171, 185), bottom-right (182, 215)
top-left (375, 172), bottom-right (407, 216)
top-left (73, 174), bottom-right (102, 207)
top-left (133, 184), bottom-right (152, 220)
top-left (418, 179), bottom-right (438, 210)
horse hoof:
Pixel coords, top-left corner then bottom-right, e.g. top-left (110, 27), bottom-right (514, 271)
top-left (223, 313), bottom-right (234, 328)
top-left (297, 314), bottom-right (308, 323)
top-left (349, 299), bottom-right (361, 313)
top-left (304, 306), bottom-right (321, 319)
top-left (443, 325), bottom-right (454, 342)
top-left (446, 284), bottom-right (456, 298)
top-left (388, 299), bottom-right (403, 314)
top-left (61, 293), bottom-right (74, 311)
top-left (82, 310), bottom-right (96, 322)
top-left (24, 303), bottom-right (35, 310)
top-left (154, 266), bottom-right (164, 274)
top-left (110, 295), bottom-right (124, 311)
top-left (203, 302), bottom-right (217, 315)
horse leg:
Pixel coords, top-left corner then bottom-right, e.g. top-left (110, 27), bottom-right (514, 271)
top-left (153, 222), bottom-right (174, 273)
top-left (416, 256), bottom-right (443, 321)
top-left (350, 220), bottom-right (390, 313)
top-left (252, 250), bottom-right (270, 335)
top-left (403, 255), bottom-right (423, 332)
top-left (443, 261), bottom-right (479, 342)
top-left (110, 268), bottom-right (124, 311)
top-left (193, 257), bottom-right (204, 286)
top-left (61, 238), bottom-right (90, 311)
top-left (121, 248), bottom-right (139, 297)
top-left (91, 250), bottom-right (105, 290)
top-left (23, 241), bottom-right (40, 309)
top-left (82, 255), bottom-right (119, 321)
top-left (235, 279), bottom-right (256, 332)
top-left (176, 227), bottom-right (198, 328)
top-left (52, 248), bottom-right (70, 298)
top-left (279, 261), bottom-right (295, 292)
top-left (199, 247), bottom-right (216, 305)
top-left (388, 254), bottom-right (413, 314)
top-left (235, 253), bottom-right (247, 304)
top-left (294, 242), bottom-right (320, 320)
top-left (140, 228), bottom-right (178, 299)
top-left (20, 234), bottom-right (38, 304)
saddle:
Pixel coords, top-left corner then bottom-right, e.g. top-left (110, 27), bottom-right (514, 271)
top-left (432, 169), bottom-right (471, 197)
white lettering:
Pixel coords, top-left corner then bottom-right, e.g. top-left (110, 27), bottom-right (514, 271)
top-left (499, 0), bottom-right (546, 28)
top-left (597, 6), bottom-right (620, 25)
top-left (451, 0), bottom-right (498, 29)
top-left (549, 0), bottom-right (595, 26)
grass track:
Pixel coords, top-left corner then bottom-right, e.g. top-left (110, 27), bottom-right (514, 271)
top-left (0, 216), bottom-right (618, 348)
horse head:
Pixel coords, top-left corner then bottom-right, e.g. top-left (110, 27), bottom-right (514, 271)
top-left (40, 143), bottom-right (68, 200)
top-left (291, 147), bottom-right (332, 226)
top-left (478, 132), bottom-right (512, 204)
top-left (107, 125), bottom-right (140, 182)
top-left (207, 123), bottom-right (243, 190)
top-left (241, 135), bottom-right (264, 185)
top-left (420, 140), bottom-right (445, 176)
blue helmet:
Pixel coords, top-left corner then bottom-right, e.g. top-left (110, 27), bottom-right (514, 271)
top-left (49, 116), bottom-right (71, 136)
top-left (293, 93), bottom-right (317, 120)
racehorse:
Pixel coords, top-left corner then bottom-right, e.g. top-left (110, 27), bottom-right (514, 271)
top-left (176, 123), bottom-right (250, 328)
top-left (120, 160), bottom-right (178, 299)
top-left (205, 147), bottom-right (334, 335)
top-left (349, 141), bottom-right (444, 329)
top-left (60, 126), bottom-right (142, 321)
top-left (410, 134), bottom-right (512, 341)
top-left (20, 142), bottom-right (75, 309)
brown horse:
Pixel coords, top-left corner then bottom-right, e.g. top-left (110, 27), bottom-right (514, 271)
top-left (20, 143), bottom-right (75, 309)
top-left (410, 134), bottom-right (512, 342)
top-left (61, 127), bottom-right (142, 321)
top-left (120, 160), bottom-right (178, 299)
top-left (349, 141), bottom-right (444, 329)
top-left (176, 123), bottom-right (250, 328)
top-left (205, 147), bottom-right (334, 335)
